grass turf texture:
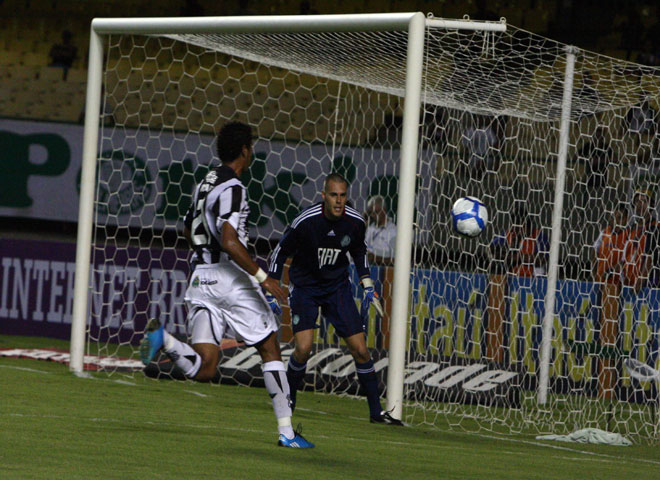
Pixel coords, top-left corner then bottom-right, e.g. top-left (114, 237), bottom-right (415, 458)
top-left (1, 335), bottom-right (660, 479)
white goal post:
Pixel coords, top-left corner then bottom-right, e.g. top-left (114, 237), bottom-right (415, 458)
top-left (70, 12), bottom-right (660, 442)
top-left (70, 12), bottom-right (506, 418)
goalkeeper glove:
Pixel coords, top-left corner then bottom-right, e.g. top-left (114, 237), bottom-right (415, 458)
top-left (265, 292), bottom-right (282, 315)
top-left (360, 277), bottom-right (384, 317)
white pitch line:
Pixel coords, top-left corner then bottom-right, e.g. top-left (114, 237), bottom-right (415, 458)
top-left (185, 390), bottom-right (209, 397)
top-left (5, 406), bottom-right (659, 468)
top-left (293, 404), bottom-right (660, 467)
top-left (296, 407), bottom-right (329, 415)
top-left (0, 411), bottom-right (642, 467)
top-left (470, 431), bottom-right (660, 466)
top-left (0, 365), bottom-right (50, 374)
top-left (113, 379), bottom-right (137, 386)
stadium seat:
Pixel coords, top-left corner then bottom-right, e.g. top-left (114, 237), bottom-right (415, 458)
top-left (22, 51), bottom-right (44, 67)
top-left (66, 68), bottom-right (88, 83)
top-left (0, 48), bottom-right (23, 66)
top-left (40, 65), bottom-right (65, 82)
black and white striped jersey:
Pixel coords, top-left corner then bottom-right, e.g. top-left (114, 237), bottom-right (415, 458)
top-left (183, 165), bottom-right (249, 267)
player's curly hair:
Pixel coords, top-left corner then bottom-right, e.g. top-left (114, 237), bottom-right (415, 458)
top-left (216, 121), bottom-right (253, 163)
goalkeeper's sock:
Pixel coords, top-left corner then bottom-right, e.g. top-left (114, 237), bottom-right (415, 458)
top-left (356, 360), bottom-right (382, 418)
top-left (162, 331), bottom-right (202, 378)
top-left (263, 361), bottom-right (295, 439)
top-left (286, 356), bottom-right (307, 408)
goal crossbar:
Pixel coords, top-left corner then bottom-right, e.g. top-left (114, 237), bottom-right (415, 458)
top-left (90, 14), bottom-right (506, 35)
top-left (69, 11), bottom-right (660, 443)
top-left (70, 12), bottom-right (508, 419)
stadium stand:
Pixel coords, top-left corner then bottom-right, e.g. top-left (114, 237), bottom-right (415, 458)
top-left (1, 0), bottom-right (656, 127)
top-left (0, 1), bottom-right (659, 268)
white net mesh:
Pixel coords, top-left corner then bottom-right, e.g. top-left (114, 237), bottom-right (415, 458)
top-left (88, 17), bottom-right (660, 442)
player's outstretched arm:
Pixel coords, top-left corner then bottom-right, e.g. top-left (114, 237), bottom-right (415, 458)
top-left (220, 222), bottom-right (287, 304)
top-left (360, 276), bottom-right (384, 316)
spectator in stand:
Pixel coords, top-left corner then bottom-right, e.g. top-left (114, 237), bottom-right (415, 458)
top-left (48, 30), bottom-right (77, 81)
top-left (573, 125), bottom-right (612, 189)
top-left (625, 96), bottom-right (657, 145)
top-left (461, 114), bottom-right (499, 179)
top-left (490, 203), bottom-right (549, 277)
top-left (622, 189), bottom-right (659, 292)
top-left (299, 1), bottom-right (319, 14)
top-left (593, 202), bottom-right (629, 285)
top-left (364, 195), bottom-right (396, 266)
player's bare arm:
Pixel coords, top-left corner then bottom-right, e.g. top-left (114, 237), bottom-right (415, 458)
top-left (220, 221), bottom-right (287, 303)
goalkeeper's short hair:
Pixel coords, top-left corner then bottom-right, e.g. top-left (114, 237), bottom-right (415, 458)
top-left (324, 172), bottom-right (349, 189)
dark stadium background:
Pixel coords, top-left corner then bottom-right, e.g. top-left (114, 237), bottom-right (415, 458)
top-left (2, 0), bottom-right (658, 238)
top-left (1, 0), bottom-right (659, 334)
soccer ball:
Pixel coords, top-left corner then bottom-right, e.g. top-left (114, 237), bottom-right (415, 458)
top-left (451, 196), bottom-right (488, 237)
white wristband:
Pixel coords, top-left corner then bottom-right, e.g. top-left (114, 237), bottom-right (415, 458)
top-left (361, 277), bottom-right (374, 289)
top-left (254, 268), bottom-right (268, 284)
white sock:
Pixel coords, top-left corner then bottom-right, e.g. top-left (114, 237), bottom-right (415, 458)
top-left (263, 360), bottom-right (295, 439)
top-left (162, 331), bottom-right (202, 379)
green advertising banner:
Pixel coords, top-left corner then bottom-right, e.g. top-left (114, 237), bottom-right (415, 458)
top-left (0, 119), bottom-right (433, 241)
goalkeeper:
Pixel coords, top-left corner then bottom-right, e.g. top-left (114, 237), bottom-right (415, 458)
top-left (267, 173), bottom-right (403, 426)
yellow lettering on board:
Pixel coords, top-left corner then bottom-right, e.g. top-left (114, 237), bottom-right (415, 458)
top-left (456, 306), bottom-right (467, 358)
top-left (567, 314), bottom-right (593, 383)
top-left (548, 316), bottom-right (564, 379)
top-left (622, 303), bottom-right (634, 353)
top-left (635, 307), bottom-right (652, 391)
top-left (438, 305), bottom-right (454, 358)
top-left (509, 290), bottom-right (520, 365)
top-left (415, 284), bottom-right (431, 355)
top-left (469, 308), bottom-right (482, 360)
top-left (619, 303), bottom-right (633, 387)
top-left (522, 294), bottom-right (536, 374)
top-left (428, 305), bottom-right (451, 356)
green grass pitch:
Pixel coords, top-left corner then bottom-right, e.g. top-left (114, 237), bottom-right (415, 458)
top-left (1, 335), bottom-right (659, 479)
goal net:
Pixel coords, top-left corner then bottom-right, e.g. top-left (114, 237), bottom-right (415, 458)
top-left (78, 14), bottom-right (660, 443)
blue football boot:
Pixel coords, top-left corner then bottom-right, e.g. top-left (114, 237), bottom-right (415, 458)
top-left (139, 318), bottom-right (164, 365)
top-left (277, 425), bottom-right (315, 449)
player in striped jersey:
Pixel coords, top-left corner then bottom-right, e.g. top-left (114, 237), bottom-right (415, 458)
top-left (139, 121), bottom-right (314, 448)
top-left (267, 173), bottom-right (403, 426)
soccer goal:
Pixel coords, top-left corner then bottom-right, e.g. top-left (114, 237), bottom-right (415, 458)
top-left (70, 13), bottom-right (660, 443)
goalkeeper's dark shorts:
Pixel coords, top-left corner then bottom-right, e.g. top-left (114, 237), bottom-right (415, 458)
top-left (289, 279), bottom-right (364, 338)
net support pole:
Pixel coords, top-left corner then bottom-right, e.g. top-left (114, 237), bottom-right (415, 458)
top-left (69, 28), bottom-right (104, 374)
top-left (385, 12), bottom-right (426, 419)
top-left (538, 46), bottom-right (576, 404)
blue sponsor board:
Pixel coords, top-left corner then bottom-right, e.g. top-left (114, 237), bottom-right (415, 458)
top-left (404, 271), bottom-right (660, 400)
top-left (3, 237), bottom-right (659, 401)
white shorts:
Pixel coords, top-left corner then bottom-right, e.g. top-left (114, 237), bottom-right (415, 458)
top-left (184, 262), bottom-right (278, 346)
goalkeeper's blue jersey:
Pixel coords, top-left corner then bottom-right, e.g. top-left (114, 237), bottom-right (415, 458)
top-left (268, 202), bottom-right (370, 291)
